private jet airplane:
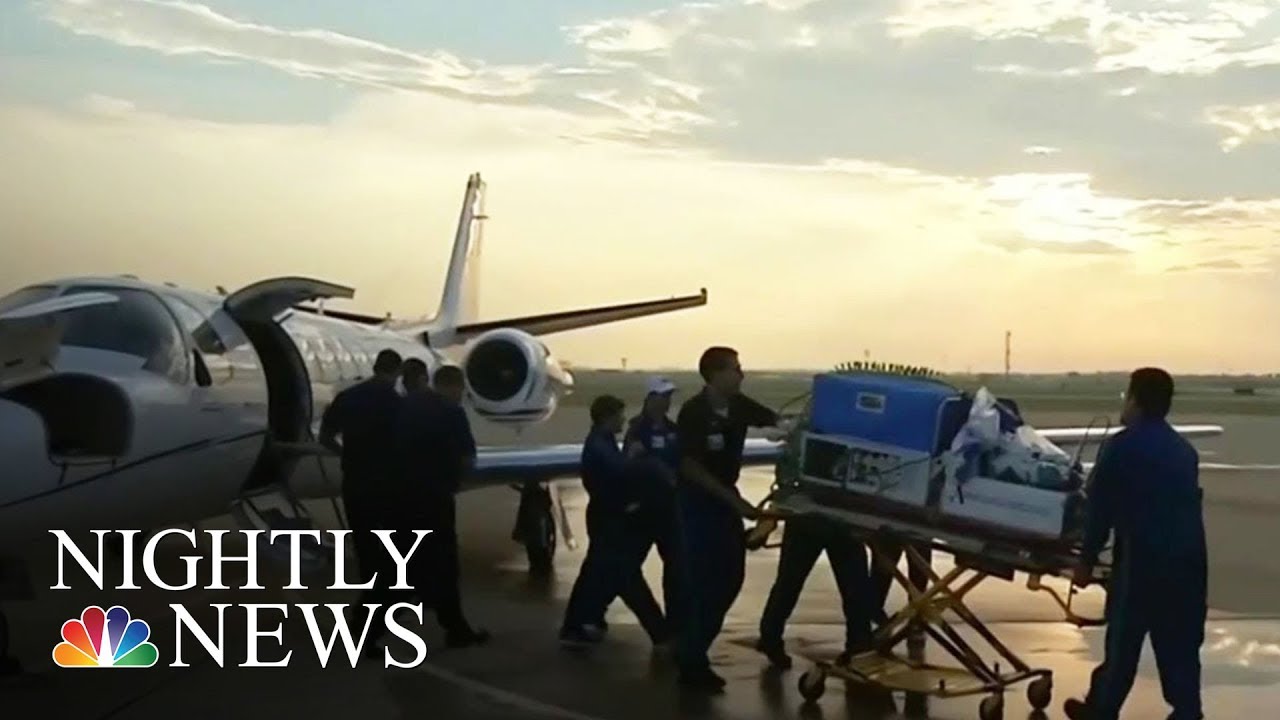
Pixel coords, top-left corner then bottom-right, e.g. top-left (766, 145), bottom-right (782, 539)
top-left (0, 172), bottom-right (1234, 671)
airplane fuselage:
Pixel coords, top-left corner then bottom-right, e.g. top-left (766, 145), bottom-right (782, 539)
top-left (0, 276), bottom-right (450, 550)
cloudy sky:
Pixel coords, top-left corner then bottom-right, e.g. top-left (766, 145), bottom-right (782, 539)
top-left (1, 0), bottom-right (1278, 372)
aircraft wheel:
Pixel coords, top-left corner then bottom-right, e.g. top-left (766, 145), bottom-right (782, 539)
top-left (524, 503), bottom-right (556, 575)
top-left (798, 668), bottom-right (827, 703)
top-left (978, 693), bottom-right (1003, 720)
top-left (1027, 676), bottom-right (1052, 710)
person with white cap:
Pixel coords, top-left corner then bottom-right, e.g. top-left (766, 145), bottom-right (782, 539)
top-left (559, 394), bottom-right (670, 649)
top-left (596, 375), bottom-right (684, 635)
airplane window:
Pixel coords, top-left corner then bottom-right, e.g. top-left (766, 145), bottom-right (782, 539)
top-left (59, 287), bottom-right (188, 383)
top-left (165, 296), bottom-right (228, 355)
top-left (0, 285), bottom-right (57, 314)
top-left (334, 339), bottom-right (358, 380)
top-left (300, 337), bottom-right (326, 382)
top-left (316, 337), bottom-right (337, 379)
top-left (164, 295), bottom-right (239, 384)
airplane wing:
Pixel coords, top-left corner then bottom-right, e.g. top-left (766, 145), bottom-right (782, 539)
top-left (1079, 460), bottom-right (1280, 472)
top-left (290, 289), bottom-right (710, 340)
top-left (462, 426), bottom-right (1245, 488)
top-left (0, 292), bottom-right (118, 392)
top-left (444, 289), bottom-right (708, 343)
top-left (464, 437), bottom-right (783, 486)
top-left (283, 424), bottom-right (1233, 497)
top-left (1040, 424), bottom-right (1223, 444)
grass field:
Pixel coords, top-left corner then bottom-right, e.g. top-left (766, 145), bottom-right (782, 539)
top-left (558, 369), bottom-right (1280, 418)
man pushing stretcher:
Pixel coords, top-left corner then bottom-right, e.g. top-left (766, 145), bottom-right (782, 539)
top-left (1066, 368), bottom-right (1207, 720)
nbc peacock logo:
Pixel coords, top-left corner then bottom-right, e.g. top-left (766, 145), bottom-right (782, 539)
top-left (52, 606), bottom-right (159, 668)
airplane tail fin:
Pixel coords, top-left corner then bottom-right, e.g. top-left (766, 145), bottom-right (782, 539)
top-left (420, 173), bottom-right (485, 343)
top-left (386, 172), bottom-right (481, 343)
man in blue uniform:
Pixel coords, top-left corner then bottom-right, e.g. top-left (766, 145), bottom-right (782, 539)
top-left (675, 346), bottom-right (780, 691)
top-left (595, 377), bottom-right (683, 636)
top-left (756, 516), bottom-right (873, 669)
top-left (395, 363), bottom-right (489, 648)
top-left (560, 394), bottom-right (669, 648)
top-left (1066, 368), bottom-right (1207, 720)
top-left (319, 349), bottom-right (403, 587)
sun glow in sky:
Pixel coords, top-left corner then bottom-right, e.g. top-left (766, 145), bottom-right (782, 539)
top-left (1, 0), bottom-right (1278, 372)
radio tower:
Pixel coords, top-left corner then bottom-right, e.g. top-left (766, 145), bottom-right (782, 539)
top-left (1004, 331), bottom-right (1012, 377)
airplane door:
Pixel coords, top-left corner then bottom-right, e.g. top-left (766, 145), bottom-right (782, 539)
top-left (162, 295), bottom-right (270, 485)
top-left (223, 277), bottom-right (355, 323)
top-left (221, 277), bottom-right (355, 486)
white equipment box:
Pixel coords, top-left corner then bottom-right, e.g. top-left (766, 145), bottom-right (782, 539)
top-left (939, 474), bottom-right (1074, 540)
top-left (799, 432), bottom-right (937, 509)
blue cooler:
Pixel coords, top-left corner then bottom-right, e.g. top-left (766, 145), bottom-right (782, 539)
top-left (809, 373), bottom-right (965, 453)
top-left (798, 373), bottom-right (968, 508)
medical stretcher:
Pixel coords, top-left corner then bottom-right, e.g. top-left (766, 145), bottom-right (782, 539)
top-left (748, 371), bottom-right (1110, 719)
top-left (750, 489), bottom-right (1108, 720)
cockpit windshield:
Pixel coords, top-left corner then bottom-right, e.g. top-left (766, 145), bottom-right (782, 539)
top-left (59, 286), bottom-right (188, 382)
top-left (0, 285), bottom-right (57, 314)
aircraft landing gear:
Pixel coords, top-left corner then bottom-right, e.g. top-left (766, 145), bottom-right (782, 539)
top-left (512, 482), bottom-right (556, 576)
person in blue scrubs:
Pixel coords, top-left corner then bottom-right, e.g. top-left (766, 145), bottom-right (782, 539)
top-left (674, 346), bottom-right (780, 691)
top-left (560, 394), bottom-right (669, 648)
top-left (1066, 368), bottom-right (1207, 720)
top-left (601, 376), bottom-right (684, 635)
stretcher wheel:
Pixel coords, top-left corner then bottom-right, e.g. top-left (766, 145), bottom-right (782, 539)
top-left (978, 694), bottom-right (1003, 720)
top-left (798, 668), bottom-right (826, 703)
top-left (1026, 676), bottom-right (1052, 710)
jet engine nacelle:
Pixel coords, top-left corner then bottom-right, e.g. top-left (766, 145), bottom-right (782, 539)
top-left (461, 328), bottom-right (573, 424)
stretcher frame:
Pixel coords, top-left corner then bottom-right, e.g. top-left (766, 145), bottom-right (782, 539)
top-left (752, 488), bottom-right (1108, 720)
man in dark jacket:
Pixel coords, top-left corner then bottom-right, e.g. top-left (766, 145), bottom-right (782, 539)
top-left (1065, 368), bottom-right (1207, 720)
top-left (394, 363), bottom-right (489, 648)
top-left (319, 350), bottom-right (403, 592)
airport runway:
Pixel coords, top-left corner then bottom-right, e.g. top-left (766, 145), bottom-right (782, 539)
top-left (3, 412), bottom-right (1278, 719)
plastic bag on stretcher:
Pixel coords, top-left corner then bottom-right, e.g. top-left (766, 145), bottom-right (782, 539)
top-left (944, 388), bottom-right (1078, 491)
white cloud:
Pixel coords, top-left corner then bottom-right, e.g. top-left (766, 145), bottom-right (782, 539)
top-left (81, 93), bottom-right (136, 117)
top-left (42, 0), bottom-right (735, 142)
top-left (564, 6), bottom-right (712, 55)
top-left (31, 1), bottom-right (1280, 213)
top-left (784, 24), bottom-right (820, 48)
top-left (43, 0), bottom-right (548, 97)
top-left (562, 0), bottom-right (870, 59)
top-left (887, 0), bottom-right (1280, 75)
top-left (1205, 102), bottom-right (1280, 151)
top-left (746, 0), bottom-right (825, 10)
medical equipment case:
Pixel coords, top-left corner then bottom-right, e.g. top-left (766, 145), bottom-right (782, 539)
top-left (797, 372), bottom-right (1082, 542)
